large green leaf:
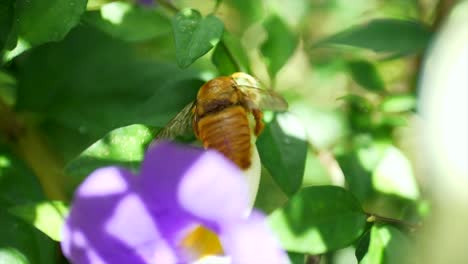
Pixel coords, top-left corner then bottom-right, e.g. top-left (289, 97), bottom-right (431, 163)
top-left (84, 1), bottom-right (171, 42)
top-left (359, 225), bottom-right (413, 264)
top-left (314, 19), bottom-right (432, 56)
top-left (269, 186), bottom-right (367, 254)
top-left (14, 0), bottom-right (87, 47)
top-left (257, 113), bottom-right (307, 196)
top-left (348, 60), bottom-right (385, 92)
top-left (0, 209), bottom-right (56, 264)
top-left (14, 26), bottom-right (203, 162)
top-left (212, 31), bottom-right (251, 75)
top-left (261, 15), bottom-right (298, 78)
top-left (8, 201), bottom-right (69, 242)
top-left (172, 9), bottom-right (224, 68)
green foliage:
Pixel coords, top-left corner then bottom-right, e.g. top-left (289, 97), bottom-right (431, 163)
top-left (15, 26), bottom-right (202, 162)
top-left (0, 209), bottom-right (56, 264)
top-left (0, 0), bottom-right (443, 262)
top-left (261, 14), bottom-right (298, 79)
top-left (0, 147), bottom-right (45, 207)
top-left (269, 186), bottom-right (367, 254)
top-left (314, 19), bottom-right (432, 56)
top-left (10, 0), bottom-right (87, 50)
top-left (84, 1), bottom-right (171, 42)
top-left (8, 201), bottom-right (69, 241)
top-left (0, 0), bottom-right (14, 51)
top-left (358, 225), bottom-right (413, 264)
top-left (348, 60), bottom-right (385, 92)
top-left (212, 31), bottom-right (251, 75)
top-left (257, 113), bottom-right (307, 196)
top-left (172, 8), bottom-right (224, 68)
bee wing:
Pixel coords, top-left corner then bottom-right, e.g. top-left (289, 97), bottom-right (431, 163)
top-left (237, 85), bottom-right (288, 111)
top-left (155, 101), bottom-right (196, 140)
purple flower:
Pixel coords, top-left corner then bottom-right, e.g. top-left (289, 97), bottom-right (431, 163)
top-left (61, 142), bottom-right (287, 264)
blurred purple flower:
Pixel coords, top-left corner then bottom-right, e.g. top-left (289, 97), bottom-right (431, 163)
top-left (61, 142), bottom-right (287, 264)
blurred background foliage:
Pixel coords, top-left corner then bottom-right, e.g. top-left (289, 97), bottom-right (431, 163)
top-left (0, 0), bottom-right (466, 263)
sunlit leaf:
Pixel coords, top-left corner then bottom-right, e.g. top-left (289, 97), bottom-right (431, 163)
top-left (372, 145), bottom-right (419, 200)
top-left (65, 124), bottom-right (152, 189)
top-left (8, 201), bottom-right (69, 241)
top-left (84, 1), bottom-right (171, 42)
top-left (348, 60), bottom-right (385, 92)
top-left (314, 19), bottom-right (432, 57)
top-left (212, 31), bottom-right (251, 75)
top-left (380, 94), bottom-right (416, 113)
top-left (172, 8), bottom-right (224, 68)
top-left (337, 151), bottom-right (373, 202)
top-left (359, 225), bottom-right (413, 264)
top-left (261, 15), bottom-right (298, 78)
top-left (257, 113), bottom-right (307, 196)
top-left (269, 186), bottom-right (367, 254)
top-left (0, 209), bottom-right (56, 264)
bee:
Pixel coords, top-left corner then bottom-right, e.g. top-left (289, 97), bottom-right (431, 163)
top-left (156, 72), bottom-right (288, 169)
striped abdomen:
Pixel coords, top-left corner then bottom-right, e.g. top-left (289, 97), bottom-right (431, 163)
top-left (196, 105), bottom-right (252, 169)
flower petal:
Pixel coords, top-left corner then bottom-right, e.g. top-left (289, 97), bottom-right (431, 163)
top-left (177, 150), bottom-right (250, 222)
top-left (219, 211), bottom-right (288, 264)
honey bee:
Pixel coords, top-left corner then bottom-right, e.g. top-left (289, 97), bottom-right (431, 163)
top-left (156, 72), bottom-right (288, 170)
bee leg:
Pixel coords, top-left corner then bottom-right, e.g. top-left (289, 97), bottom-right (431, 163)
top-left (252, 109), bottom-right (264, 136)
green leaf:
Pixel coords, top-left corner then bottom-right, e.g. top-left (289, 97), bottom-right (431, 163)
top-left (261, 15), bottom-right (298, 78)
top-left (380, 94), bottom-right (416, 113)
top-left (372, 145), bottom-right (419, 200)
top-left (355, 229), bottom-right (371, 262)
top-left (0, 0), bottom-right (14, 51)
top-left (254, 166), bottom-right (288, 214)
top-left (224, 0), bottom-right (263, 29)
top-left (287, 252), bottom-right (305, 264)
top-left (314, 19), bottom-right (432, 56)
top-left (348, 60), bottom-right (385, 92)
top-left (0, 209), bottom-right (56, 264)
top-left (257, 112), bottom-right (307, 196)
top-left (269, 186), bottom-right (367, 254)
top-left (84, 1), bottom-right (171, 42)
top-left (336, 151), bottom-right (373, 202)
top-left (172, 9), bottom-right (224, 68)
top-left (8, 201), bottom-right (69, 241)
top-left (14, 26), bottom-right (202, 162)
top-left (65, 124), bottom-right (152, 189)
top-left (0, 147), bottom-right (45, 207)
top-left (212, 31), bottom-right (251, 75)
top-left (14, 0), bottom-right (87, 47)
top-left (360, 225), bottom-right (413, 264)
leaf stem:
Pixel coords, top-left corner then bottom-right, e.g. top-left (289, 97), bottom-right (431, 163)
top-left (366, 212), bottom-right (421, 231)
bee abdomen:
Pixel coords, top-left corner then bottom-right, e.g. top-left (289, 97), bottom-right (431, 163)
top-left (197, 106), bottom-right (252, 169)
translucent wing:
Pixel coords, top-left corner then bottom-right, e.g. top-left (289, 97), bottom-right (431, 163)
top-left (155, 101), bottom-right (196, 140)
top-left (231, 72), bottom-right (288, 111)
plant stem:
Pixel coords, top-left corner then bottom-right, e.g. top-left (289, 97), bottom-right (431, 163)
top-left (0, 98), bottom-right (66, 200)
top-left (366, 213), bottom-right (421, 231)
